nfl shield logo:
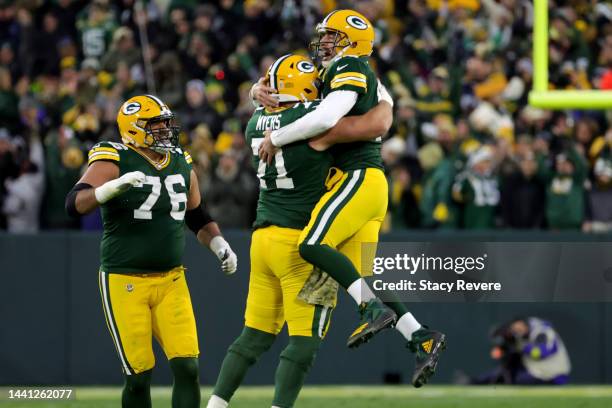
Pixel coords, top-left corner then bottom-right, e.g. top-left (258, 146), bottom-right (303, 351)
top-left (126, 284), bottom-right (134, 292)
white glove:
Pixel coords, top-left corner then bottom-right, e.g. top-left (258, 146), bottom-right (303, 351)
top-left (209, 236), bottom-right (238, 275)
top-left (377, 79), bottom-right (394, 107)
top-left (95, 171), bottom-right (145, 204)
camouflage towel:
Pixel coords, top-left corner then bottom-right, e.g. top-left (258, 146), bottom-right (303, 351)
top-left (297, 267), bottom-right (339, 308)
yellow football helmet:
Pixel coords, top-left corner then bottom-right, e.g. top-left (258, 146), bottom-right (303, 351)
top-left (310, 9), bottom-right (375, 64)
top-left (266, 54), bottom-right (319, 103)
top-left (117, 95), bottom-right (180, 152)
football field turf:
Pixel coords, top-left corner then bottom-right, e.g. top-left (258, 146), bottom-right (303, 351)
top-left (3, 386), bottom-right (612, 407)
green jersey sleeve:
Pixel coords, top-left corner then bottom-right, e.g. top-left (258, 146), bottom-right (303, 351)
top-left (326, 57), bottom-right (369, 94)
top-left (88, 141), bottom-right (123, 166)
top-left (322, 56), bottom-right (383, 171)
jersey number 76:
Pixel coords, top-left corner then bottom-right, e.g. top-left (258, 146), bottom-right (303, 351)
top-left (132, 174), bottom-right (187, 220)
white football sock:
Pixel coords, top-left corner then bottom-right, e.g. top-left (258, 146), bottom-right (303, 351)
top-left (347, 278), bottom-right (376, 305)
top-left (207, 395), bottom-right (229, 408)
top-left (395, 312), bottom-right (422, 341)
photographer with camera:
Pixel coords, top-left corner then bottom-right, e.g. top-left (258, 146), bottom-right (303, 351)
top-left (469, 317), bottom-right (571, 385)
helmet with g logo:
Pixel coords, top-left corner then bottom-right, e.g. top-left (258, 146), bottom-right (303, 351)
top-left (310, 9), bottom-right (374, 62)
top-left (266, 54), bottom-right (320, 103)
top-left (116, 95), bottom-right (180, 153)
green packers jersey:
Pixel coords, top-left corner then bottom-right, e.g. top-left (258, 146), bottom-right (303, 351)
top-left (322, 56), bottom-right (383, 171)
top-left (88, 141), bottom-right (193, 274)
top-left (245, 101), bottom-right (333, 230)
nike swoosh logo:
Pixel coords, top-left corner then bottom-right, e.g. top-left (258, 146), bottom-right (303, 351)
top-left (337, 64), bottom-right (348, 71)
top-left (173, 276), bottom-right (181, 282)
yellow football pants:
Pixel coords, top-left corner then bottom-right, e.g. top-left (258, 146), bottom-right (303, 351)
top-left (98, 267), bottom-right (199, 375)
top-left (245, 226), bottom-right (332, 338)
top-left (299, 167), bottom-right (388, 276)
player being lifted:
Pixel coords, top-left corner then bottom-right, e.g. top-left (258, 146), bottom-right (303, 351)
top-left (207, 54), bottom-right (392, 408)
top-left (65, 95), bottom-right (238, 408)
top-left (256, 10), bottom-right (446, 387)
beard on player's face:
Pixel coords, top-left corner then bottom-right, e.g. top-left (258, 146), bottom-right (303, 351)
top-left (317, 32), bottom-right (341, 63)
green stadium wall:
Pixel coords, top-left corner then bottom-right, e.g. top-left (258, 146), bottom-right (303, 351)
top-left (0, 231), bottom-right (611, 386)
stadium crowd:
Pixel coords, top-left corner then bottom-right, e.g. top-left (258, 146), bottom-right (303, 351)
top-left (0, 0), bottom-right (611, 233)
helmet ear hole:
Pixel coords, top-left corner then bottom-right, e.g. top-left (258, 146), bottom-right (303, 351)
top-left (268, 54), bottom-right (319, 102)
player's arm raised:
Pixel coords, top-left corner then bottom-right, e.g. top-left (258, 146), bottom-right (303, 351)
top-left (65, 161), bottom-right (145, 216)
top-left (185, 169), bottom-right (237, 275)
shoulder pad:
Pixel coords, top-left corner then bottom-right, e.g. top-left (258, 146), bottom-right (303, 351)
top-left (88, 141), bottom-right (125, 165)
top-left (328, 57), bottom-right (368, 92)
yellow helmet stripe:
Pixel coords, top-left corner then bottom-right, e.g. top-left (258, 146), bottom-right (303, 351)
top-left (268, 54), bottom-right (292, 90)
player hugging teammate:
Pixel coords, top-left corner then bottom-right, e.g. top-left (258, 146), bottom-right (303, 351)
top-left (208, 8), bottom-right (447, 408)
top-left (206, 53), bottom-right (391, 408)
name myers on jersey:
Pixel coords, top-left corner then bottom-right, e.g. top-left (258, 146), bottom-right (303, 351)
top-left (256, 114), bottom-right (282, 131)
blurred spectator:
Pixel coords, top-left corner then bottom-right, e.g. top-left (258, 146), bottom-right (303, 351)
top-left (0, 67), bottom-right (19, 132)
top-left (538, 145), bottom-right (588, 230)
top-left (573, 117), bottom-right (598, 158)
top-left (0, 128), bottom-right (18, 228)
top-left (205, 149), bottom-right (257, 229)
top-left (153, 50), bottom-right (183, 108)
top-left (500, 140), bottom-right (546, 228)
top-left (418, 116), bottom-right (460, 229)
top-left (76, 0), bottom-right (116, 60)
top-left (452, 146), bottom-right (500, 229)
top-left (415, 67), bottom-right (454, 130)
top-left (585, 128), bottom-right (612, 232)
top-left (0, 42), bottom-right (20, 83)
top-left (179, 79), bottom-right (223, 136)
top-left (384, 138), bottom-right (421, 229)
top-left (100, 26), bottom-right (140, 73)
top-left (41, 125), bottom-right (83, 229)
top-left (2, 134), bottom-right (44, 233)
top-left (0, 2), bottom-right (19, 49)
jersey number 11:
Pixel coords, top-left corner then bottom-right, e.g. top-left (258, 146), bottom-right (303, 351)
top-left (251, 139), bottom-right (294, 189)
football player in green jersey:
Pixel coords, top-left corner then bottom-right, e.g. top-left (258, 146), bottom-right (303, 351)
top-left (65, 95), bottom-right (237, 408)
top-left (255, 10), bottom-right (446, 387)
top-left (207, 54), bottom-right (392, 408)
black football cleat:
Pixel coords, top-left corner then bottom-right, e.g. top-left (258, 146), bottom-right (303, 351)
top-left (347, 299), bottom-right (397, 348)
top-left (408, 328), bottom-right (447, 388)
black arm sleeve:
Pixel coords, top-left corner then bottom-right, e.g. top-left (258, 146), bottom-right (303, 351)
top-left (65, 183), bottom-right (93, 218)
top-left (185, 202), bottom-right (214, 234)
